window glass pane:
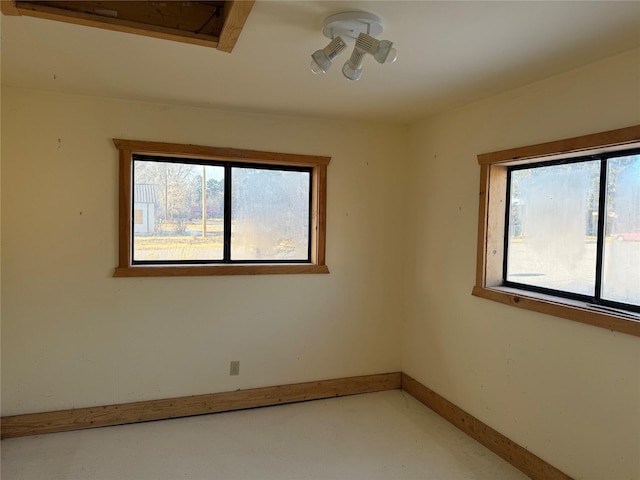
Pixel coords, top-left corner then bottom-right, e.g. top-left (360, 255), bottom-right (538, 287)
top-left (231, 167), bottom-right (310, 261)
top-left (132, 160), bottom-right (224, 262)
top-left (506, 160), bottom-right (600, 296)
top-left (602, 154), bottom-right (640, 306)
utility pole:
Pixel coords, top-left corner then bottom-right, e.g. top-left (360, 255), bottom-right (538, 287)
top-left (202, 165), bottom-right (207, 238)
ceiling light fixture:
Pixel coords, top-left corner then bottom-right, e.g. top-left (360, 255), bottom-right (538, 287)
top-left (310, 11), bottom-right (397, 81)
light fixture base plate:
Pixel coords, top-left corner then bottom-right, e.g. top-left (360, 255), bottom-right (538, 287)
top-left (322, 11), bottom-right (383, 41)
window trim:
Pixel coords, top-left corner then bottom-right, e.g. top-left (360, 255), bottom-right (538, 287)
top-left (113, 139), bottom-right (330, 277)
top-left (472, 125), bottom-right (640, 337)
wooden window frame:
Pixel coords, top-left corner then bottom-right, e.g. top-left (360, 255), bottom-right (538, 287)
top-left (473, 125), bottom-right (640, 337)
top-left (113, 139), bottom-right (330, 277)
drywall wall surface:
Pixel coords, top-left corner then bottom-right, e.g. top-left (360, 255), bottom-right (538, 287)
top-left (1, 87), bottom-right (407, 415)
top-left (403, 48), bottom-right (640, 480)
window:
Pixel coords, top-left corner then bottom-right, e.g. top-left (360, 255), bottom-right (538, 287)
top-left (114, 140), bottom-right (330, 276)
top-left (474, 126), bottom-right (640, 337)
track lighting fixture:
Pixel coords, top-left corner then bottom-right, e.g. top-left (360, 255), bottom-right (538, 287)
top-left (310, 11), bottom-right (397, 81)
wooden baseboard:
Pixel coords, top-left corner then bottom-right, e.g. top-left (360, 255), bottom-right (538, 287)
top-left (1, 372), bottom-right (401, 439)
top-left (0, 371), bottom-right (573, 480)
top-left (401, 373), bottom-right (573, 480)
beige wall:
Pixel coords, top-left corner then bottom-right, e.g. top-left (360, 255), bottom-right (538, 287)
top-left (2, 47), bottom-right (639, 480)
top-left (1, 88), bottom-right (406, 415)
top-left (403, 48), bottom-right (640, 480)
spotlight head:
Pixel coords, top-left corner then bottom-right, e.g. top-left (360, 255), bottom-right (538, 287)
top-left (310, 50), bottom-right (331, 74)
top-left (342, 62), bottom-right (363, 81)
top-left (342, 48), bottom-right (365, 81)
top-left (373, 40), bottom-right (397, 64)
top-left (310, 36), bottom-right (347, 74)
top-left (355, 33), bottom-right (397, 65)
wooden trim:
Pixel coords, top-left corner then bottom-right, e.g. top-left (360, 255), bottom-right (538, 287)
top-left (472, 286), bottom-right (640, 337)
top-left (114, 264), bottom-right (330, 277)
top-left (478, 125), bottom-right (640, 165)
top-left (217, 0), bottom-right (255, 53)
top-left (485, 164), bottom-right (508, 287)
top-left (475, 164), bottom-right (490, 286)
top-left (118, 148), bottom-right (132, 269)
top-left (6, 2), bottom-right (221, 49)
top-left (401, 373), bottom-right (573, 480)
top-left (316, 164), bottom-right (328, 266)
top-left (475, 125), bottom-right (640, 336)
top-left (3, 1), bottom-right (253, 52)
top-left (113, 139), bottom-right (330, 277)
top-left (475, 163), bottom-right (508, 288)
top-left (1, 373), bottom-right (401, 439)
top-left (0, 0), bottom-right (21, 15)
top-left (0, 371), bottom-right (582, 479)
top-left (112, 139), bottom-right (331, 167)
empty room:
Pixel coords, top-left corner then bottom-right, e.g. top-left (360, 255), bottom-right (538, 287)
top-left (1, 1), bottom-right (639, 479)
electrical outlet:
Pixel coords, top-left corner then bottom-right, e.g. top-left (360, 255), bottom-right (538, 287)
top-left (230, 361), bottom-right (240, 376)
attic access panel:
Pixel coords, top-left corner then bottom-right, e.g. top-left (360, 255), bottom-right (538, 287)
top-left (0, 0), bottom-right (254, 52)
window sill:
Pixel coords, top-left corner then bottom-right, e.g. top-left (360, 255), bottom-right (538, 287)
top-left (114, 264), bottom-right (330, 277)
top-left (472, 285), bottom-right (640, 337)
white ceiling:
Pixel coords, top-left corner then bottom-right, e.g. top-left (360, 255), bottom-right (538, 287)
top-left (2, 1), bottom-right (640, 125)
